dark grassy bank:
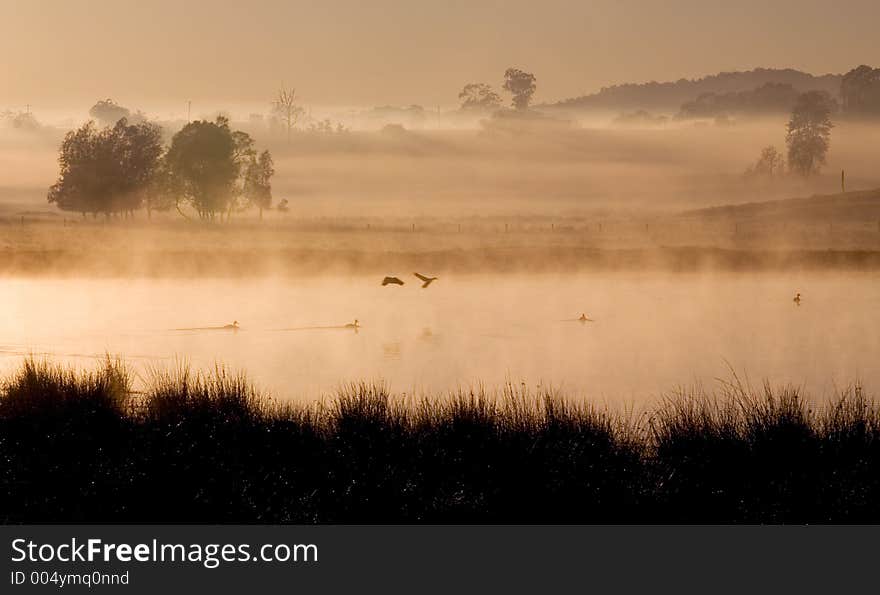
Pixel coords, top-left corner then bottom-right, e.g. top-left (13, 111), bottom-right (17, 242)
top-left (1, 359), bottom-right (878, 523)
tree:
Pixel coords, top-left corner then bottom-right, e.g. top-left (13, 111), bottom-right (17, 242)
top-left (458, 83), bottom-right (502, 110)
top-left (503, 68), bottom-right (537, 110)
top-left (244, 150), bottom-right (274, 219)
top-left (744, 146), bottom-right (785, 179)
top-left (47, 119), bottom-right (164, 217)
top-left (840, 65), bottom-right (880, 115)
top-left (144, 157), bottom-right (177, 219)
top-left (272, 87), bottom-right (305, 143)
top-left (165, 116), bottom-right (269, 220)
top-left (785, 91), bottom-right (834, 178)
top-left (89, 99), bottom-right (131, 127)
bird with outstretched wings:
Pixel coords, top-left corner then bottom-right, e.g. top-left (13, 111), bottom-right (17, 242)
top-left (413, 272), bottom-right (438, 288)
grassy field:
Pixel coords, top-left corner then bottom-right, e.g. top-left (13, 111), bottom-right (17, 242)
top-left (2, 189), bottom-right (880, 277)
top-left (1, 358), bottom-right (878, 523)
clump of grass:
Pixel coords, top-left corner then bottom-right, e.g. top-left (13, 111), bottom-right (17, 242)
top-left (0, 356), bottom-right (130, 420)
top-left (143, 362), bottom-right (270, 424)
top-left (0, 357), bottom-right (132, 522)
top-left (1, 359), bottom-right (879, 523)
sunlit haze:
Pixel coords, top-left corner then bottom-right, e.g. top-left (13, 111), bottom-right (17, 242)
top-left (2, 0), bottom-right (879, 114)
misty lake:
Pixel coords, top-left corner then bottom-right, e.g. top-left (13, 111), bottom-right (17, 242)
top-left (2, 272), bottom-right (879, 404)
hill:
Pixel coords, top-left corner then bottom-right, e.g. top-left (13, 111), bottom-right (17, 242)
top-left (680, 188), bottom-right (880, 224)
top-left (549, 68), bottom-right (842, 112)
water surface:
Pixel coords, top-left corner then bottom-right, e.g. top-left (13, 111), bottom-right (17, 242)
top-left (2, 272), bottom-right (877, 403)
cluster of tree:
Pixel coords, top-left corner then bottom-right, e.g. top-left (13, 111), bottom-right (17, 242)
top-left (458, 68), bottom-right (537, 112)
top-left (307, 119), bottom-right (348, 134)
top-left (0, 109), bottom-right (40, 130)
top-left (48, 119), bottom-right (163, 216)
top-left (840, 65), bottom-right (880, 116)
top-left (745, 91), bottom-right (834, 180)
top-left (678, 82), bottom-right (803, 119)
top-left (48, 116), bottom-right (274, 220)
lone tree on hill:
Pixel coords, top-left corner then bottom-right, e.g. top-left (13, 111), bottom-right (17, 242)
top-left (503, 68), bottom-right (537, 110)
top-left (785, 91), bottom-right (834, 178)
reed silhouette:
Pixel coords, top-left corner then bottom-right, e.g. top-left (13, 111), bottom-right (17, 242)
top-left (1, 358), bottom-right (878, 523)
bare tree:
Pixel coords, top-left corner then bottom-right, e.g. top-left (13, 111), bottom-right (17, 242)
top-left (272, 87), bottom-right (305, 143)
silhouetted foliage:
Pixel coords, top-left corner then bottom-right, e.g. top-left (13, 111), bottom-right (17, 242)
top-left (786, 92), bottom-right (835, 178)
top-left (503, 68), bottom-right (537, 110)
top-left (2, 360), bottom-right (880, 523)
top-left (47, 119), bottom-right (164, 217)
top-left (840, 65), bottom-right (880, 116)
top-left (165, 117), bottom-right (270, 220)
top-left (458, 83), bottom-right (502, 111)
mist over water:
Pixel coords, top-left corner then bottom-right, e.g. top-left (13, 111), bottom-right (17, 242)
top-left (3, 272), bottom-right (877, 403)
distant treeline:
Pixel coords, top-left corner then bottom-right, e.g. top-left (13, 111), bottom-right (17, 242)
top-left (551, 67), bottom-right (842, 112)
top-left (1, 358), bottom-right (879, 523)
top-left (551, 65), bottom-right (880, 119)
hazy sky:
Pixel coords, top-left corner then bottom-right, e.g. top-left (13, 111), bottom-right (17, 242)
top-left (2, 0), bottom-right (878, 113)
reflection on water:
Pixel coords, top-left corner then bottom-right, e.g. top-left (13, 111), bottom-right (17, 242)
top-left (1, 272), bottom-right (878, 403)
top-left (383, 342), bottom-right (401, 360)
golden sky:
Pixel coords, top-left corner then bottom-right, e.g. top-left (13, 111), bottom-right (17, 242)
top-left (2, 0), bottom-right (878, 111)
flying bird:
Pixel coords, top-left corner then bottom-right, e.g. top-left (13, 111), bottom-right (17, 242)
top-left (382, 276), bottom-right (404, 286)
top-left (413, 272), bottom-right (438, 288)
top-left (578, 313), bottom-right (594, 322)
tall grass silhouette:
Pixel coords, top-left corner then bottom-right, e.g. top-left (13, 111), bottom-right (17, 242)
top-left (1, 358), bottom-right (878, 523)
